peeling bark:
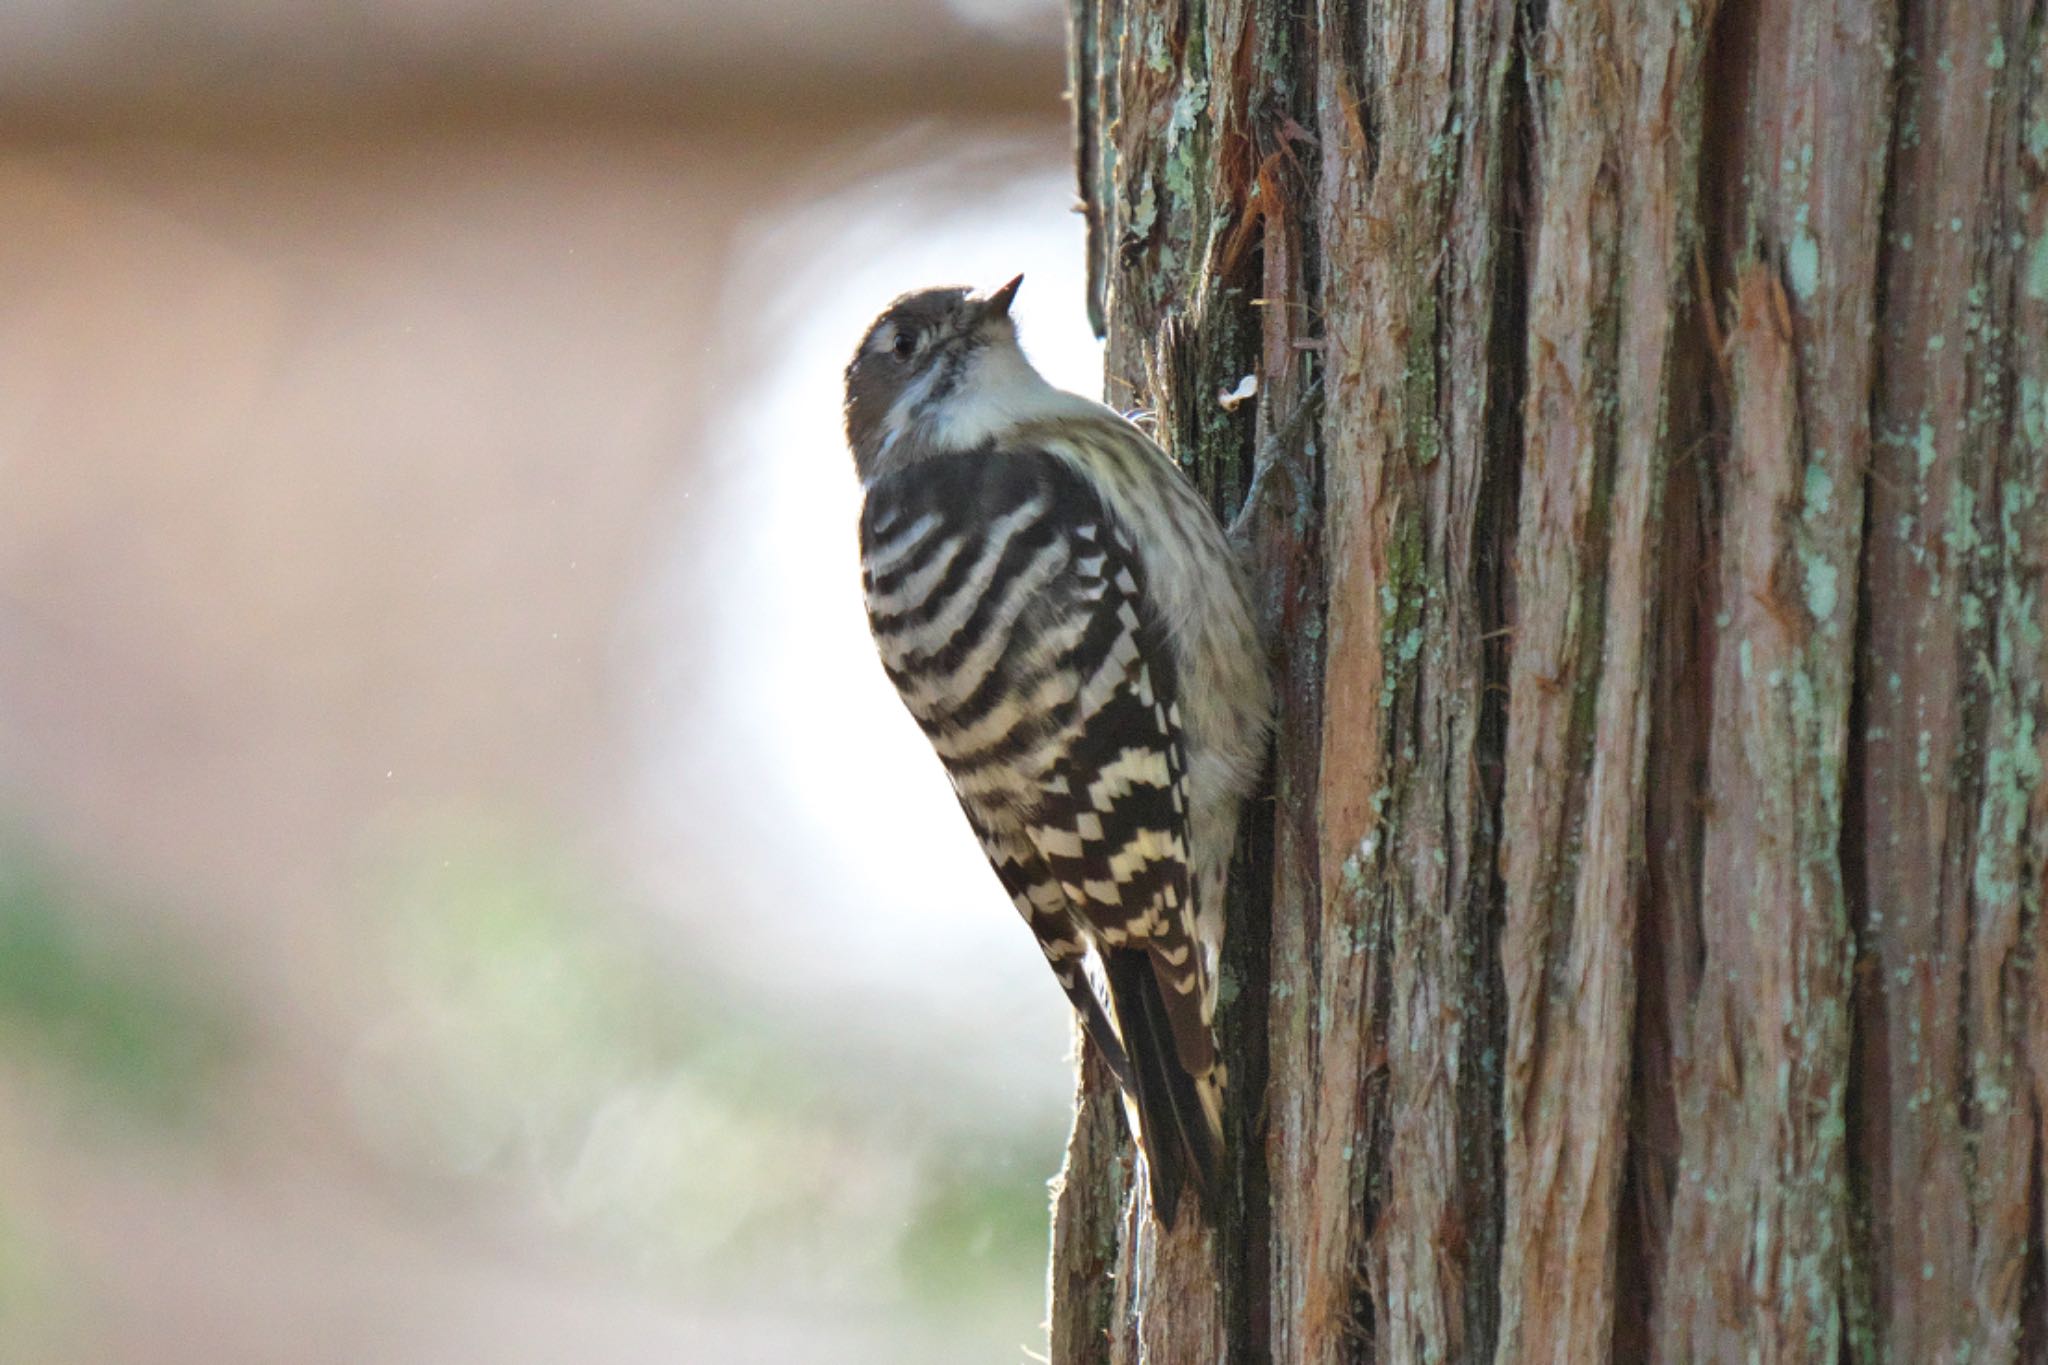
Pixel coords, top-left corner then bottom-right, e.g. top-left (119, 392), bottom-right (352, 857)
top-left (1496, 3), bottom-right (1714, 1359)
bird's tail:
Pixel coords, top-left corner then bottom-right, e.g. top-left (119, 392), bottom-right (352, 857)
top-left (1101, 947), bottom-right (1223, 1226)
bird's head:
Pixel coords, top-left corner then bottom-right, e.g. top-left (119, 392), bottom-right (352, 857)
top-left (843, 275), bottom-right (1028, 480)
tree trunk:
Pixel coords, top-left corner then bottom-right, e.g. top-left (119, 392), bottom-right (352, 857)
top-left (1051, 0), bottom-right (2048, 1361)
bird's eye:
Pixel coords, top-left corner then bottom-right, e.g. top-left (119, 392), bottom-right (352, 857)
top-left (891, 331), bottom-right (918, 361)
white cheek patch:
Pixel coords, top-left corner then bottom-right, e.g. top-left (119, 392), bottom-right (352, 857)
top-left (881, 364), bottom-right (943, 453)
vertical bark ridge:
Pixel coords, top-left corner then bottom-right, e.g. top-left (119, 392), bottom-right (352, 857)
top-left (1299, 0), bottom-right (1518, 1358)
top-left (1496, 3), bottom-right (1717, 1361)
top-left (1853, 1), bottom-right (2043, 1357)
top-left (2009, 6), bottom-right (2048, 1357)
top-left (1649, 0), bottom-right (1895, 1356)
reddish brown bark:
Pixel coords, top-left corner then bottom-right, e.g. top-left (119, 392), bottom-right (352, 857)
top-left (1494, 6), bottom-right (1716, 1359)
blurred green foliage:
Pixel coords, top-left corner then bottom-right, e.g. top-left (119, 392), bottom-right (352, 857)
top-left (0, 832), bottom-right (238, 1349)
top-left (356, 815), bottom-right (1055, 1329)
top-left (899, 1149), bottom-right (1054, 1310)
top-left (0, 835), bottom-right (236, 1124)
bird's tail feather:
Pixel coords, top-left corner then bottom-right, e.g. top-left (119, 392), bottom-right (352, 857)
top-left (1102, 948), bottom-right (1221, 1226)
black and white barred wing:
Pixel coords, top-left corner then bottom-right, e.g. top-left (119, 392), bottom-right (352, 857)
top-left (859, 450), bottom-right (1127, 1077)
top-left (1019, 522), bottom-right (1222, 1214)
top-left (858, 447), bottom-right (1219, 1217)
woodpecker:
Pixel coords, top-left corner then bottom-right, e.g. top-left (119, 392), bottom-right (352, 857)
top-left (844, 276), bottom-right (1271, 1224)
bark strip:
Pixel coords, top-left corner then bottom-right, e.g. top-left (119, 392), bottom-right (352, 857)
top-left (1495, 4), bottom-right (1713, 1360)
top-left (1657, 262), bottom-right (1863, 1360)
top-left (1296, 0), bottom-right (1517, 1358)
top-left (1856, 1), bottom-right (2040, 1356)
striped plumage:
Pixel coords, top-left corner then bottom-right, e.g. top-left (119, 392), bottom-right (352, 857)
top-left (844, 279), bottom-right (1270, 1224)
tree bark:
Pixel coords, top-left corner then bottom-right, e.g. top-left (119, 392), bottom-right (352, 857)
top-left (1051, 0), bottom-right (2048, 1361)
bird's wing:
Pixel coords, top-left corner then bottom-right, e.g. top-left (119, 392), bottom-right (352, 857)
top-left (1011, 503), bottom-right (1219, 1219)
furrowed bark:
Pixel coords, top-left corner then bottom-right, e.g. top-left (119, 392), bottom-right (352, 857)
top-left (1496, 4), bottom-right (1713, 1360)
top-left (1655, 0), bottom-right (1895, 1355)
top-left (1658, 260), bottom-right (1864, 1361)
top-left (1052, 0), bottom-right (2048, 1359)
top-left (1854, 1), bottom-right (2043, 1357)
top-left (1298, 0), bottom-right (1519, 1357)
top-left (2008, 7), bottom-right (2048, 1354)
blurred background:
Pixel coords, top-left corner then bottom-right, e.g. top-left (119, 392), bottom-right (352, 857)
top-left (0, 3), bottom-right (1104, 1360)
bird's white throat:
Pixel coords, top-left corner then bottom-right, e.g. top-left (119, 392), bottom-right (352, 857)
top-left (875, 339), bottom-right (1107, 480)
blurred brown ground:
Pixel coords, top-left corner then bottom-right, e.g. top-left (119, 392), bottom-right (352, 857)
top-left (0, 3), bottom-right (1088, 1360)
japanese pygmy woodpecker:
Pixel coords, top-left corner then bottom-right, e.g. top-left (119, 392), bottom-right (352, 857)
top-left (843, 276), bottom-right (1271, 1225)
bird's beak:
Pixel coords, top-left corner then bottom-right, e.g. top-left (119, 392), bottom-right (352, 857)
top-left (982, 274), bottom-right (1024, 319)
